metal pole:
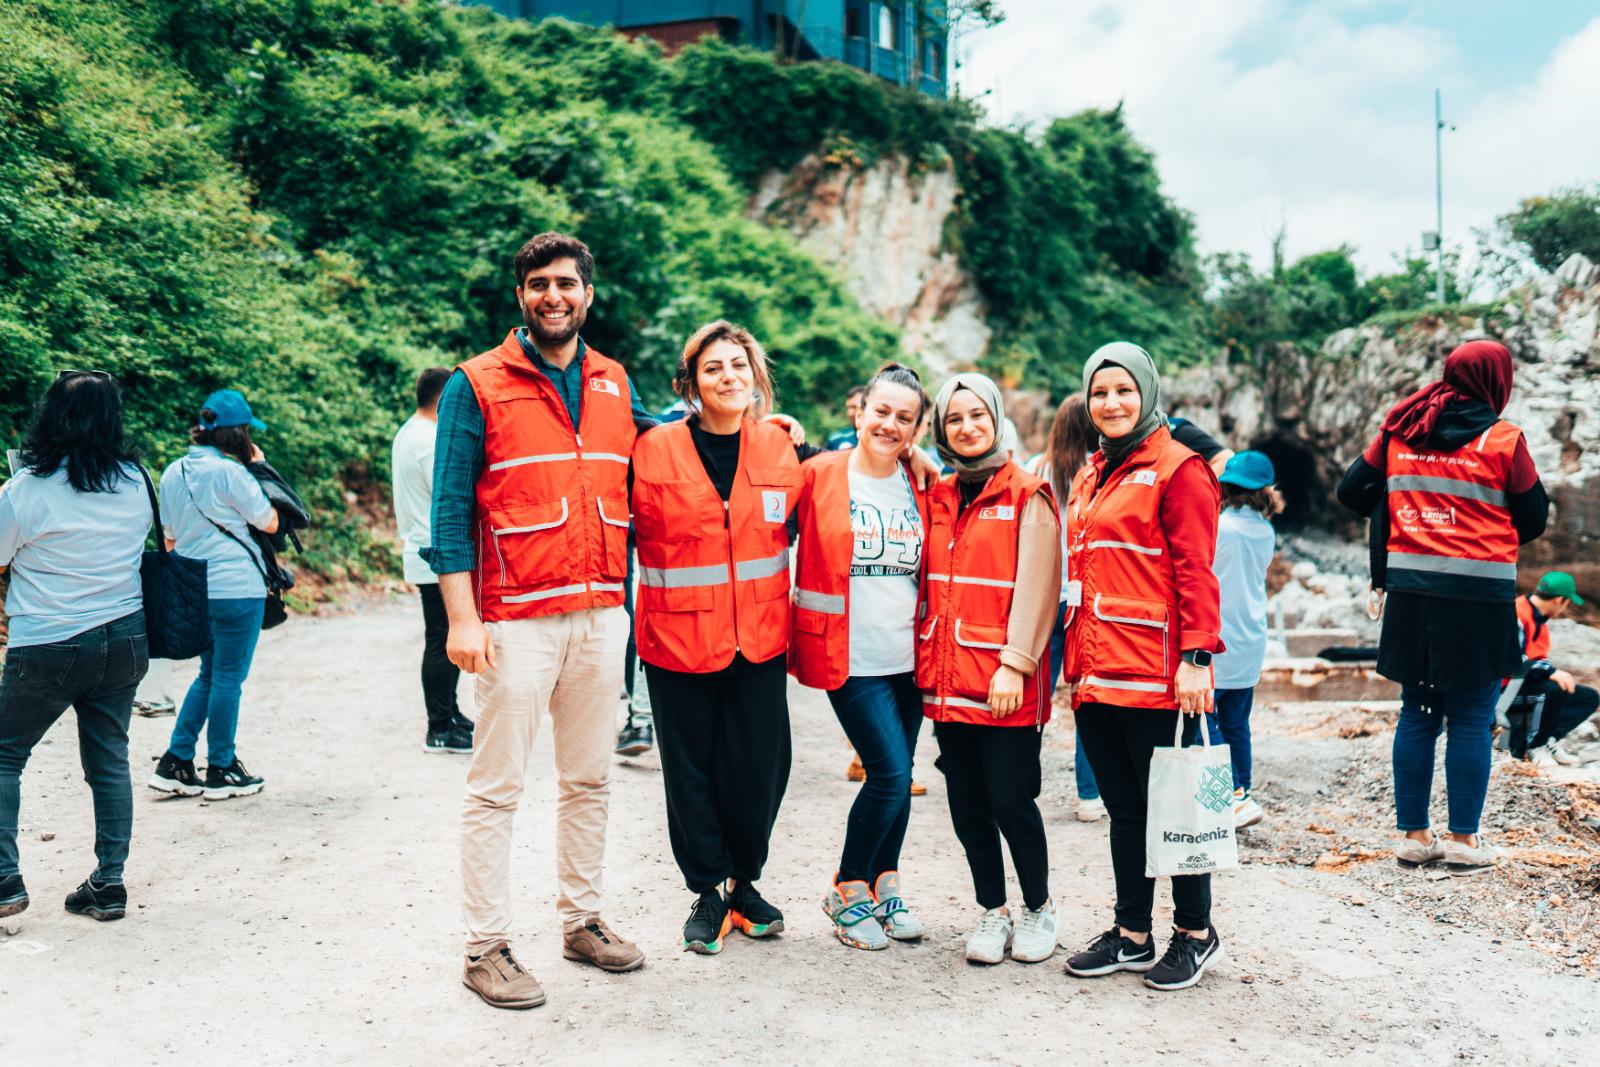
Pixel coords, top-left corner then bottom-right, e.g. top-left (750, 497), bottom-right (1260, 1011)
top-left (1434, 88), bottom-right (1445, 305)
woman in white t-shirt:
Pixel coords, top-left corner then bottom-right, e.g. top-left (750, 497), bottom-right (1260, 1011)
top-left (791, 364), bottom-right (931, 951)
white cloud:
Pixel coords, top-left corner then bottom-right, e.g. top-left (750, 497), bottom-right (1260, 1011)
top-left (959, 2), bottom-right (1600, 279)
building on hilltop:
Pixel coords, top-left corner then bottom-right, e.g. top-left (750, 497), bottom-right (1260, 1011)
top-left (473, 2), bottom-right (950, 97)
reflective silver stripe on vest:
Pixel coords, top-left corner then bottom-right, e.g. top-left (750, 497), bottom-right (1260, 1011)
top-left (734, 549), bottom-right (790, 582)
top-left (1386, 475), bottom-right (1507, 507)
top-left (588, 582), bottom-right (625, 594)
top-left (1385, 552), bottom-right (1517, 581)
top-left (924, 572), bottom-right (1014, 589)
top-left (795, 589), bottom-right (845, 614)
top-left (1083, 674), bottom-right (1168, 694)
top-left (921, 694), bottom-right (993, 712)
top-left (639, 563), bottom-right (730, 588)
top-left (1087, 540), bottom-right (1163, 556)
top-left (488, 452), bottom-right (578, 472)
top-left (500, 583), bottom-right (587, 604)
top-left (583, 452), bottom-right (631, 466)
top-left (927, 572), bottom-right (950, 583)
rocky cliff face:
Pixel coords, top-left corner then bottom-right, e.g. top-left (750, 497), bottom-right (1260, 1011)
top-left (749, 155), bottom-right (988, 376)
top-left (1167, 254), bottom-right (1600, 595)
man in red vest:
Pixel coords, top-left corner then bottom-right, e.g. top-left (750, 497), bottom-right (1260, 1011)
top-left (1513, 572), bottom-right (1599, 761)
top-left (423, 233), bottom-right (657, 1009)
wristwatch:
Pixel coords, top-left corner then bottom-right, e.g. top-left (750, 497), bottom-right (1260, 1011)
top-left (1182, 649), bottom-right (1213, 668)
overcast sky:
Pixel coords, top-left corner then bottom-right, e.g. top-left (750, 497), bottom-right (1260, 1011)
top-left (957, 0), bottom-right (1600, 277)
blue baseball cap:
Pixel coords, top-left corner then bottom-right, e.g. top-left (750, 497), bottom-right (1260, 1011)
top-left (199, 389), bottom-right (266, 431)
top-left (1219, 449), bottom-right (1275, 490)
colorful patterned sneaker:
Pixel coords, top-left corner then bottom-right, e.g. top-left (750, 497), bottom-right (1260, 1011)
top-left (871, 871), bottom-right (923, 941)
top-left (682, 890), bottom-right (731, 955)
top-left (1010, 900), bottom-right (1059, 963)
top-left (824, 879), bottom-right (888, 950)
top-left (726, 879), bottom-right (784, 938)
top-left (965, 907), bottom-right (1013, 965)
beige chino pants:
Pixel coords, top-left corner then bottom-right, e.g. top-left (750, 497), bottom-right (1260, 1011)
top-left (460, 605), bottom-right (628, 953)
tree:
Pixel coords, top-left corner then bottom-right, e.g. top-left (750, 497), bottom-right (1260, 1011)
top-left (1498, 184), bottom-right (1600, 273)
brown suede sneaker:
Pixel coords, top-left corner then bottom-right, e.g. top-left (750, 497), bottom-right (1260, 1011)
top-left (562, 917), bottom-right (646, 973)
top-left (463, 941), bottom-right (546, 1010)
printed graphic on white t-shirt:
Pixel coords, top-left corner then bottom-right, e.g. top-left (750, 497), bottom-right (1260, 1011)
top-left (846, 465), bottom-right (922, 676)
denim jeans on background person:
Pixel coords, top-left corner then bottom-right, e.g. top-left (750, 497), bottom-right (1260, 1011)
top-left (0, 610), bottom-right (148, 885)
top-left (1047, 602), bottom-right (1100, 802)
top-left (1206, 687), bottom-right (1256, 793)
top-left (168, 597), bottom-right (265, 768)
top-left (826, 672), bottom-right (923, 884)
top-left (1392, 681), bottom-right (1499, 836)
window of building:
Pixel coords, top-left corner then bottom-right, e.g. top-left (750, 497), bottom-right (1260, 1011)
top-left (878, 3), bottom-right (898, 49)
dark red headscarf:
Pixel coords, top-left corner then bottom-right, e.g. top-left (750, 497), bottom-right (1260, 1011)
top-left (1379, 340), bottom-right (1514, 446)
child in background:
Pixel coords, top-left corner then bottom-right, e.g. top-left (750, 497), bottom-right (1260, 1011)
top-left (1207, 451), bottom-right (1282, 829)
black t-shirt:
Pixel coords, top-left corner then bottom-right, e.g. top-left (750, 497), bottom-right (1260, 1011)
top-left (1168, 417), bottom-right (1225, 462)
top-left (685, 417), bottom-right (819, 500)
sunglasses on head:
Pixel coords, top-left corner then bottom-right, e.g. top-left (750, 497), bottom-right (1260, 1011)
top-left (55, 368), bottom-right (116, 382)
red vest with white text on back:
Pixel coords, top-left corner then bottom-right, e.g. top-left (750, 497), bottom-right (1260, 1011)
top-left (1384, 420), bottom-right (1523, 602)
top-left (1063, 426), bottom-right (1213, 711)
top-left (632, 419), bottom-right (800, 674)
top-left (790, 450), bottom-right (930, 691)
top-left (915, 462), bottom-right (1057, 728)
top-left (458, 331), bottom-right (635, 622)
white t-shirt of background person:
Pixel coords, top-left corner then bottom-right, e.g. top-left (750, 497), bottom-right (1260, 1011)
top-left (846, 464), bottom-right (923, 677)
top-left (1212, 505), bottom-right (1277, 690)
top-left (390, 413), bottom-right (437, 586)
top-left (160, 446), bottom-right (275, 601)
top-left (0, 463), bottom-right (151, 648)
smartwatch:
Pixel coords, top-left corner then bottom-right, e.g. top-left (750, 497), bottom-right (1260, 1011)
top-left (1182, 649), bottom-right (1213, 668)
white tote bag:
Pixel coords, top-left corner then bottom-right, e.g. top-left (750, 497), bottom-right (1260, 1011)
top-left (1145, 713), bottom-right (1240, 877)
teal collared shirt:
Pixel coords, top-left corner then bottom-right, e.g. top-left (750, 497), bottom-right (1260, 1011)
top-left (517, 330), bottom-right (586, 429)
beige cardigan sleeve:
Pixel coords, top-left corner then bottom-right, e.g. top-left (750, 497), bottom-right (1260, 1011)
top-left (1000, 492), bottom-right (1063, 675)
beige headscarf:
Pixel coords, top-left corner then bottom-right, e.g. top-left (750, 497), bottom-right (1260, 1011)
top-left (933, 372), bottom-right (1010, 481)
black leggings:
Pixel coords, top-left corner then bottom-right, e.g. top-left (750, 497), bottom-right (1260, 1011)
top-left (417, 584), bottom-right (461, 734)
top-left (1074, 703), bottom-right (1212, 933)
top-left (935, 721), bottom-right (1049, 911)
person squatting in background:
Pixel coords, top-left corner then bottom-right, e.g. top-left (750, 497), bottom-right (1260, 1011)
top-left (1207, 450), bottom-right (1283, 830)
top-left (918, 373), bottom-right (1063, 966)
top-left (791, 363), bottom-right (932, 951)
top-left (1026, 395), bottom-right (1104, 823)
top-left (0, 371), bottom-right (152, 925)
top-left (391, 366), bottom-right (475, 754)
top-left (1337, 340), bottom-right (1548, 876)
top-left (1513, 571), bottom-right (1599, 762)
top-left (1062, 342), bottom-right (1227, 992)
top-left (632, 321), bottom-right (808, 955)
top-left (148, 390), bottom-right (279, 802)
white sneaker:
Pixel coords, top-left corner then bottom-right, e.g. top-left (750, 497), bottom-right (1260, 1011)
top-left (965, 907), bottom-right (1012, 964)
top-left (1075, 798), bottom-right (1106, 822)
top-left (1010, 900), bottom-right (1058, 963)
top-left (1233, 792), bottom-right (1264, 829)
top-left (1394, 833), bottom-right (1445, 870)
top-left (1442, 836), bottom-right (1503, 877)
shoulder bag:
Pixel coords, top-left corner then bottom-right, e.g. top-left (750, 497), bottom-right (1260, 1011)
top-left (137, 466), bottom-right (212, 659)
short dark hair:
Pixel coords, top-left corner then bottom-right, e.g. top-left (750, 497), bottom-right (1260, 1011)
top-left (513, 232), bottom-right (593, 289)
top-left (19, 370), bottom-right (139, 493)
top-left (846, 385), bottom-right (867, 402)
top-left (415, 367), bottom-right (451, 409)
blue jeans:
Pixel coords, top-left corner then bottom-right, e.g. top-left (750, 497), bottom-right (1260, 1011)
top-left (0, 611), bottom-right (148, 884)
top-left (1048, 603), bottom-right (1100, 801)
top-left (827, 672), bottom-right (922, 884)
top-left (1392, 682), bottom-right (1498, 836)
top-left (1205, 687), bottom-right (1255, 793)
top-left (169, 597), bottom-right (265, 767)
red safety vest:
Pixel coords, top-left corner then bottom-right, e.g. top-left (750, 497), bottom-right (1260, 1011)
top-left (1515, 595), bottom-right (1550, 661)
top-left (1064, 426), bottom-right (1211, 711)
top-left (1384, 420), bottom-right (1522, 601)
top-left (915, 462), bottom-right (1057, 728)
top-left (632, 419), bottom-right (799, 673)
top-left (790, 451), bottom-right (929, 692)
top-left (458, 332), bottom-right (635, 622)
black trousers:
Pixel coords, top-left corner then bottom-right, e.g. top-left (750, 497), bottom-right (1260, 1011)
top-left (645, 654), bottom-right (791, 894)
top-left (934, 721), bottom-right (1050, 911)
top-left (417, 584), bottom-right (461, 734)
top-left (1075, 703), bottom-right (1212, 933)
top-left (1532, 681), bottom-right (1600, 748)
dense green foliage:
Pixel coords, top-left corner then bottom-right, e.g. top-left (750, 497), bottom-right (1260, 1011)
top-left (1498, 184), bottom-right (1600, 274)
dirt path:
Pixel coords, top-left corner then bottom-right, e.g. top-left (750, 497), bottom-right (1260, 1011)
top-left (2, 597), bottom-right (1596, 1065)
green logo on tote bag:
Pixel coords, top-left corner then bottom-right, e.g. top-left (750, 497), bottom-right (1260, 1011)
top-left (1194, 765), bottom-right (1234, 814)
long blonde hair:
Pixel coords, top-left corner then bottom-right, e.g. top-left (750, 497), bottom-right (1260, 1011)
top-left (673, 320), bottom-right (775, 420)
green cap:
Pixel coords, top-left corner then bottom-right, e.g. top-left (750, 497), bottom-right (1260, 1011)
top-left (1535, 571), bottom-right (1584, 606)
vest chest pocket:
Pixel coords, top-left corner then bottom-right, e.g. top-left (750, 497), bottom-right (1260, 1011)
top-left (1088, 593), bottom-right (1168, 679)
top-left (488, 498), bottom-right (571, 589)
top-left (635, 479), bottom-right (710, 544)
top-left (745, 466), bottom-right (797, 527)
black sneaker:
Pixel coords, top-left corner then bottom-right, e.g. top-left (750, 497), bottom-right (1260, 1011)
top-left (1064, 926), bottom-right (1158, 977)
top-left (148, 752), bottom-right (204, 797)
top-left (424, 728), bottom-right (473, 754)
top-left (64, 876), bottom-right (126, 922)
top-left (450, 714), bottom-right (476, 736)
top-left (0, 873), bottom-right (28, 919)
top-left (1143, 927), bottom-right (1224, 991)
top-left (682, 890), bottom-right (731, 955)
top-left (725, 879), bottom-right (784, 938)
top-left (203, 758), bottom-right (265, 800)
top-left (615, 720), bottom-right (654, 757)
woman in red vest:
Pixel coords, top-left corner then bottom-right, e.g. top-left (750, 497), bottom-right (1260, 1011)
top-left (1061, 342), bottom-right (1226, 992)
top-left (1337, 340), bottom-right (1547, 875)
top-left (631, 320), bottom-right (806, 956)
top-left (791, 363), bottom-right (932, 951)
top-left (917, 373), bottom-right (1062, 966)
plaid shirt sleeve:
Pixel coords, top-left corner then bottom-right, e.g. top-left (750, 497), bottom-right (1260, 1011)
top-left (420, 370), bottom-right (482, 576)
